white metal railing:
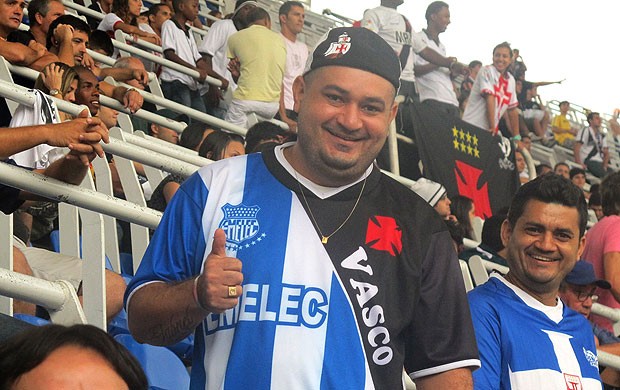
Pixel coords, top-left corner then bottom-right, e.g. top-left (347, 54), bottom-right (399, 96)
top-left (0, 268), bottom-right (86, 325)
top-left (3, 62), bottom-right (187, 133)
top-left (110, 79), bottom-right (248, 135)
top-left (592, 303), bottom-right (620, 338)
top-left (61, 0), bottom-right (218, 87)
top-left (0, 162), bottom-right (162, 228)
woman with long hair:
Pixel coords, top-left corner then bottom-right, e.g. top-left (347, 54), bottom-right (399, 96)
top-left (34, 62), bottom-right (79, 122)
top-left (450, 195), bottom-right (476, 240)
top-left (97, 0), bottom-right (161, 48)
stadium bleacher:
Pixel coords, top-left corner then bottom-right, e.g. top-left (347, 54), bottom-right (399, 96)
top-left (2, 0), bottom-right (620, 386)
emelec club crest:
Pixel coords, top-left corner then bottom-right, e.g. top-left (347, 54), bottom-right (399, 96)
top-left (218, 203), bottom-right (261, 250)
top-left (324, 32), bottom-right (351, 58)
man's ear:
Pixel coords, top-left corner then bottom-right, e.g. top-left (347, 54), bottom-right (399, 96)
top-left (292, 75), bottom-right (305, 114)
top-left (150, 123), bottom-right (159, 136)
top-left (500, 219), bottom-right (512, 249)
top-left (35, 12), bottom-right (44, 26)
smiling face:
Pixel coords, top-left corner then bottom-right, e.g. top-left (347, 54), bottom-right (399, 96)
top-left (289, 66), bottom-right (398, 186)
top-left (0, 0), bottom-right (25, 37)
top-left (492, 46), bottom-right (512, 75)
top-left (75, 69), bottom-right (100, 116)
top-left (502, 199), bottom-right (585, 302)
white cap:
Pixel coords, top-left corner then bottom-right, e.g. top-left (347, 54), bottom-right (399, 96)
top-left (410, 178), bottom-right (447, 207)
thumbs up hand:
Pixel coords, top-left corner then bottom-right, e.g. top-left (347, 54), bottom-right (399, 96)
top-left (194, 229), bottom-right (243, 313)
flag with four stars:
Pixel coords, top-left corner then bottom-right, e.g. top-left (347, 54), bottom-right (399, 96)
top-left (411, 104), bottom-right (519, 218)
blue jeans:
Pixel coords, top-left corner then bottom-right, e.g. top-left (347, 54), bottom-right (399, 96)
top-left (160, 80), bottom-right (206, 118)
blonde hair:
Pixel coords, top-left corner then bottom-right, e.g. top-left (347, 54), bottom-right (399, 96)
top-left (34, 62), bottom-right (79, 98)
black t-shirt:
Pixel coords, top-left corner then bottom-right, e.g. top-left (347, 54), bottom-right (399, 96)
top-left (0, 159), bottom-right (27, 214)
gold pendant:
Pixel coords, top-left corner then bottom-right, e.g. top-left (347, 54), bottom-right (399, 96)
top-left (321, 236), bottom-right (328, 244)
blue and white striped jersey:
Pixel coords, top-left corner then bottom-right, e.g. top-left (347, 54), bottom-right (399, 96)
top-left (469, 274), bottom-right (602, 389)
top-left (127, 147), bottom-right (480, 389)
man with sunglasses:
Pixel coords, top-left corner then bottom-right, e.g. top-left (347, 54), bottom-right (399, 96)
top-left (559, 260), bottom-right (620, 389)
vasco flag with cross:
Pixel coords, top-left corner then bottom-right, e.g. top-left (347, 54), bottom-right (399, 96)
top-left (411, 104), bottom-right (519, 218)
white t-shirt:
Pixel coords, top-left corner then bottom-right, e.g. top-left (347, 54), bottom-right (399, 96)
top-left (361, 6), bottom-right (426, 83)
top-left (280, 33), bottom-right (308, 111)
top-left (462, 65), bottom-right (518, 132)
top-left (97, 13), bottom-right (122, 34)
top-left (197, 19), bottom-right (237, 90)
top-left (576, 126), bottom-right (607, 163)
top-left (160, 19), bottom-right (202, 90)
top-left (10, 90), bottom-right (64, 169)
top-left (413, 31), bottom-right (458, 107)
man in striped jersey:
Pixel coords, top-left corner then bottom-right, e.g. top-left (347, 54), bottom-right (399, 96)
top-left (126, 27), bottom-right (479, 389)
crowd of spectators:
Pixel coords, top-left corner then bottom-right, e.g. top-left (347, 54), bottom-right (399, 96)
top-left (1, 0), bottom-right (620, 388)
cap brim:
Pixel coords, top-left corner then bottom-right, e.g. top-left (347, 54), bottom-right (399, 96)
top-left (595, 280), bottom-right (611, 289)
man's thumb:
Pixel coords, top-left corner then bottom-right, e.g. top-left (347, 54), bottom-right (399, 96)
top-left (210, 228), bottom-right (227, 257)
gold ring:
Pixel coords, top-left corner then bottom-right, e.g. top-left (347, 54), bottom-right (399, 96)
top-left (228, 286), bottom-right (237, 298)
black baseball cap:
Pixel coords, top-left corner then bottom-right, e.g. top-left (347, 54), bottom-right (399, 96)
top-left (305, 27), bottom-right (401, 92)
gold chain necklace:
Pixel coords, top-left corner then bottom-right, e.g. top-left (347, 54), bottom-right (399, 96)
top-left (296, 173), bottom-right (367, 244)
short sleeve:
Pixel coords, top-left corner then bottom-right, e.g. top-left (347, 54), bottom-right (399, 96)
top-left (405, 231), bottom-right (480, 378)
top-left (360, 9), bottom-right (380, 33)
top-left (97, 13), bottom-right (122, 33)
top-left (576, 127), bottom-right (587, 144)
top-left (468, 288), bottom-right (502, 389)
top-left (226, 33), bottom-right (237, 59)
top-left (198, 19), bottom-right (226, 56)
top-left (411, 31), bottom-right (427, 54)
top-left (552, 115), bottom-right (561, 128)
top-left (478, 66), bottom-right (495, 95)
top-left (160, 19), bottom-right (176, 53)
top-left (125, 172), bottom-right (208, 307)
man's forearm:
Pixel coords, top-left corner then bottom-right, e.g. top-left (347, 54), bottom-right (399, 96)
top-left (509, 109), bottom-right (519, 137)
top-left (164, 51), bottom-right (200, 73)
top-left (57, 41), bottom-right (76, 66)
top-left (99, 67), bottom-right (134, 82)
top-left (485, 94), bottom-right (495, 132)
top-left (414, 63), bottom-right (439, 77)
top-left (43, 156), bottom-right (90, 185)
top-left (127, 280), bottom-right (209, 345)
top-left (574, 144), bottom-right (582, 164)
top-left (0, 126), bottom-right (52, 158)
top-left (0, 42), bottom-right (38, 66)
top-left (419, 47), bottom-right (452, 68)
top-left (414, 368), bottom-right (473, 390)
